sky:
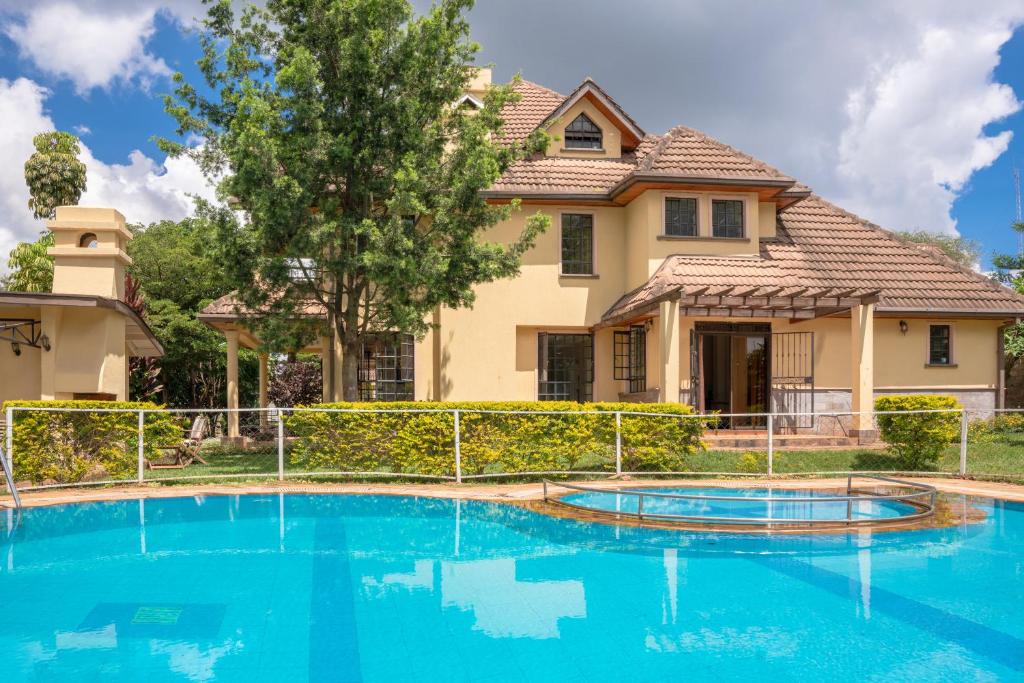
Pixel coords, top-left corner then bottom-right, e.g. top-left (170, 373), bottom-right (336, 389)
top-left (0, 0), bottom-right (1022, 270)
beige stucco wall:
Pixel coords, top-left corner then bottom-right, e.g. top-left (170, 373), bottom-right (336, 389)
top-left (624, 189), bottom-right (762, 290)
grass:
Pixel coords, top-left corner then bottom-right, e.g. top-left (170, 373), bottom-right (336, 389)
top-left (138, 432), bottom-right (1024, 485)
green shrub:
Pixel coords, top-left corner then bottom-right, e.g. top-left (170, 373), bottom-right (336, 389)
top-left (738, 451), bottom-right (768, 474)
top-left (284, 401), bottom-right (707, 477)
top-left (968, 412), bottom-right (1024, 444)
top-left (874, 395), bottom-right (961, 470)
top-left (3, 400), bottom-right (179, 485)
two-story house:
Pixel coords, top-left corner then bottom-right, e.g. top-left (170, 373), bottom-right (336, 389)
top-left (201, 69), bottom-right (1024, 440)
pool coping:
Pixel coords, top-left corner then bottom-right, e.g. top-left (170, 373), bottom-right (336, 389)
top-left (3, 476), bottom-right (1024, 510)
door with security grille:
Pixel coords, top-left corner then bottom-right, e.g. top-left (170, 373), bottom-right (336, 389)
top-left (770, 331), bottom-right (814, 431)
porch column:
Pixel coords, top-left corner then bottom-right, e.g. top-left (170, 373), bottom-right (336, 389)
top-left (659, 300), bottom-right (681, 403)
top-left (226, 329), bottom-right (240, 438)
top-left (319, 335), bottom-right (333, 403)
top-left (258, 352), bottom-right (269, 428)
top-left (850, 303), bottom-right (875, 441)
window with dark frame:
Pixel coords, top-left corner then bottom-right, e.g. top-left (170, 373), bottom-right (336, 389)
top-left (928, 325), bottom-right (952, 365)
top-left (561, 213), bottom-right (594, 275)
top-left (711, 199), bottom-right (744, 238)
top-left (538, 332), bottom-right (594, 401)
top-left (613, 326), bottom-right (647, 393)
top-left (358, 333), bottom-right (415, 400)
top-left (564, 113), bottom-right (603, 149)
top-left (664, 197), bottom-right (698, 237)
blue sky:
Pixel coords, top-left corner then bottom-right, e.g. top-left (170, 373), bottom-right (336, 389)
top-left (0, 1), bottom-right (1022, 269)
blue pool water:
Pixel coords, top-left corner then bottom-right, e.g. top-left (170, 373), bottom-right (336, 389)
top-left (1, 493), bottom-right (1022, 681)
top-left (561, 486), bottom-right (920, 521)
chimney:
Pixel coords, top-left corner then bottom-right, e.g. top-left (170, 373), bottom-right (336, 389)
top-left (46, 206), bottom-right (132, 300)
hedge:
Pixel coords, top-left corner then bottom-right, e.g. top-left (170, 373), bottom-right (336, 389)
top-left (2, 400), bottom-right (180, 485)
top-left (284, 401), bottom-right (708, 477)
top-left (874, 394), bottom-right (961, 470)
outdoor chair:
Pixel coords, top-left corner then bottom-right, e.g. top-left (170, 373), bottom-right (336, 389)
top-left (148, 414), bottom-right (210, 469)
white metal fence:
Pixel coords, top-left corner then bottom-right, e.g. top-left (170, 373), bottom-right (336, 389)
top-left (2, 405), bottom-right (1023, 497)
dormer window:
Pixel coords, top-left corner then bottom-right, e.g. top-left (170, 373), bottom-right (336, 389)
top-left (564, 113), bottom-right (602, 150)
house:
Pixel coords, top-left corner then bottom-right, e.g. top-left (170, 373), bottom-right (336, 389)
top-left (0, 207), bottom-right (163, 404)
top-left (200, 69), bottom-right (1024, 441)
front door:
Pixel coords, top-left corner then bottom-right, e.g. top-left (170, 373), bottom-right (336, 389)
top-left (693, 323), bottom-right (770, 429)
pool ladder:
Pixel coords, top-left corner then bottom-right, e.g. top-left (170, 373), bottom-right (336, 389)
top-left (0, 444), bottom-right (20, 509)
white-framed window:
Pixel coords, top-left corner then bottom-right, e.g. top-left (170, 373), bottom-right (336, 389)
top-left (928, 324), bottom-right (953, 366)
top-left (664, 196), bottom-right (699, 237)
top-left (564, 113), bottom-right (603, 150)
top-left (711, 198), bottom-right (745, 238)
top-left (560, 212), bottom-right (594, 275)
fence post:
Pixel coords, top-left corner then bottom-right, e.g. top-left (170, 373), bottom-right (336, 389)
top-left (766, 412), bottom-right (774, 477)
top-left (5, 406), bottom-right (12, 478)
top-left (615, 411), bottom-right (622, 476)
top-left (454, 409), bottom-right (462, 484)
top-left (137, 410), bottom-right (145, 483)
top-left (277, 409), bottom-right (285, 482)
top-left (959, 409), bottom-right (968, 477)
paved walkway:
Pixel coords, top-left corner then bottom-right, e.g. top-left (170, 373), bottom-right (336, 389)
top-left (3, 476), bottom-right (1024, 510)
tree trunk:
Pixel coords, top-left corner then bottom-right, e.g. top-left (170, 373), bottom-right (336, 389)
top-left (341, 337), bottom-right (361, 401)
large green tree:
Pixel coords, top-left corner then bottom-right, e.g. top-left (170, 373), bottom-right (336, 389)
top-left (24, 131), bottom-right (87, 220)
top-left (2, 232), bottom-right (54, 292)
top-left (161, 0), bottom-right (550, 399)
top-left (895, 229), bottom-right (981, 269)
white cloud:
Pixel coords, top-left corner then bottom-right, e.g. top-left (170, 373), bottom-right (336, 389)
top-left (835, 24), bottom-right (1021, 233)
top-left (0, 77), bottom-right (215, 270)
top-left (0, 1), bottom-right (203, 93)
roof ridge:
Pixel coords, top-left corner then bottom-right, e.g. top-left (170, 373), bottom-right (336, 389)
top-left (638, 128), bottom-right (679, 171)
top-left (805, 195), bottom-right (1024, 303)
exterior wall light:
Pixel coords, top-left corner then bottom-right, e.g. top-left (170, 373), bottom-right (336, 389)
top-left (11, 342), bottom-right (20, 356)
top-left (899, 320), bottom-right (908, 335)
top-left (40, 334), bottom-right (51, 351)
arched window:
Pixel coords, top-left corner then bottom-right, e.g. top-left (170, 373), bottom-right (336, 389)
top-left (564, 113), bottom-right (603, 150)
top-left (79, 232), bottom-right (99, 248)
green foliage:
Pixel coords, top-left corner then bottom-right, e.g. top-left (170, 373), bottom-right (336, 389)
top-left (3, 400), bottom-right (179, 485)
top-left (874, 395), bottom-right (961, 470)
top-left (969, 412), bottom-right (1024, 444)
top-left (895, 230), bottom-right (981, 269)
top-left (24, 131), bottom-right (87, 220)
top-left (161, 0), bottom-right (552, 399)
top-left (2, 232), bottom-right (54, 292)
top-left (284, 401), bottom-right (706, 477)
top-left (738, 451), bottom-right (768, 474)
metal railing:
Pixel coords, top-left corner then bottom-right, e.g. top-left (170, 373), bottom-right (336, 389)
top-left (0, 443), bottom-right (19, 509)
top-left (0, 403), bottom-right (1021, 496)
top-left (542, 475), bottom-right (938, 527)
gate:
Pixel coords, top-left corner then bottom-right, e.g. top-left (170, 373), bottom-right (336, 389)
top-left (770, 331), bottom-right (814, 431)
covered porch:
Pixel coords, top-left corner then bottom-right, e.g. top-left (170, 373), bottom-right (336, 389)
top-left (601, 283), bottom-right (880, 441)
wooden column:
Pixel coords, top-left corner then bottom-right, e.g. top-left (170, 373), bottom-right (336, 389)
top-left (258, 352), bottom-right (269, 428)
top-left (226, 329), bottom-right (240, 438)
top-left (850, 303), bottom-right (875, 442)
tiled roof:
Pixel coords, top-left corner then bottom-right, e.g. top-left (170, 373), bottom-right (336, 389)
top-left (199, 291), bottom-right (326, 320)
top-left (602, 196), bottom-right (1024, 321)
top-left (496, 79), bottom-right (564, 145)
top-left (490, 156), bottom-right (636, 195)
top-left (635, 126), bottom-right (793, 182)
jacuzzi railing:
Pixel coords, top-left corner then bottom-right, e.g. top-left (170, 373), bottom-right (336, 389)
top-left (542, 475), bottom-right (937, 527)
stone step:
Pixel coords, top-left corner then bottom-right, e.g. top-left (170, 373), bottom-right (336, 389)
top-left (704, 432), bottom-right (859, 450)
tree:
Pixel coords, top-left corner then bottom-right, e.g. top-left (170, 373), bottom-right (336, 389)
top-left (269, 355), bottom-right (323, 406)
top-left (24, 131), bottom-right (87, 220)
top-left (161, 0), bottom-right (550, 400)
top-left (895, 230), bottom-right (981, 269)
top-left (124, 274), bottom-right (164, 401)
top-left (2, 232), bottom-right (54, 292)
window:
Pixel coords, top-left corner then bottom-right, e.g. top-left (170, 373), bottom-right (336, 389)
top-left (561, 213), bottom-right (594, 275)
top-left (564, 113), bottom-right (602, 150)
top-left (79, 232), bottom-right (98, 248)
top-left (538, 333), bottom-right (594, 401)
top-left (665, 198), bottom-right (698, 237)
top-left (614, 326), bottom-right (647, 393)
top-left (711, 199), bottom-right (745, 238)
top-left (358, 333), bottom-right (415, 400)
top-left (928, 325), bottom-right (952, 366)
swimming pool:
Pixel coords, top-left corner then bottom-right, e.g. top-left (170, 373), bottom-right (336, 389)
top-left (1, 493), bottom-right (1022, 681)
top-left (558, 485), bottom-right (922, 522)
